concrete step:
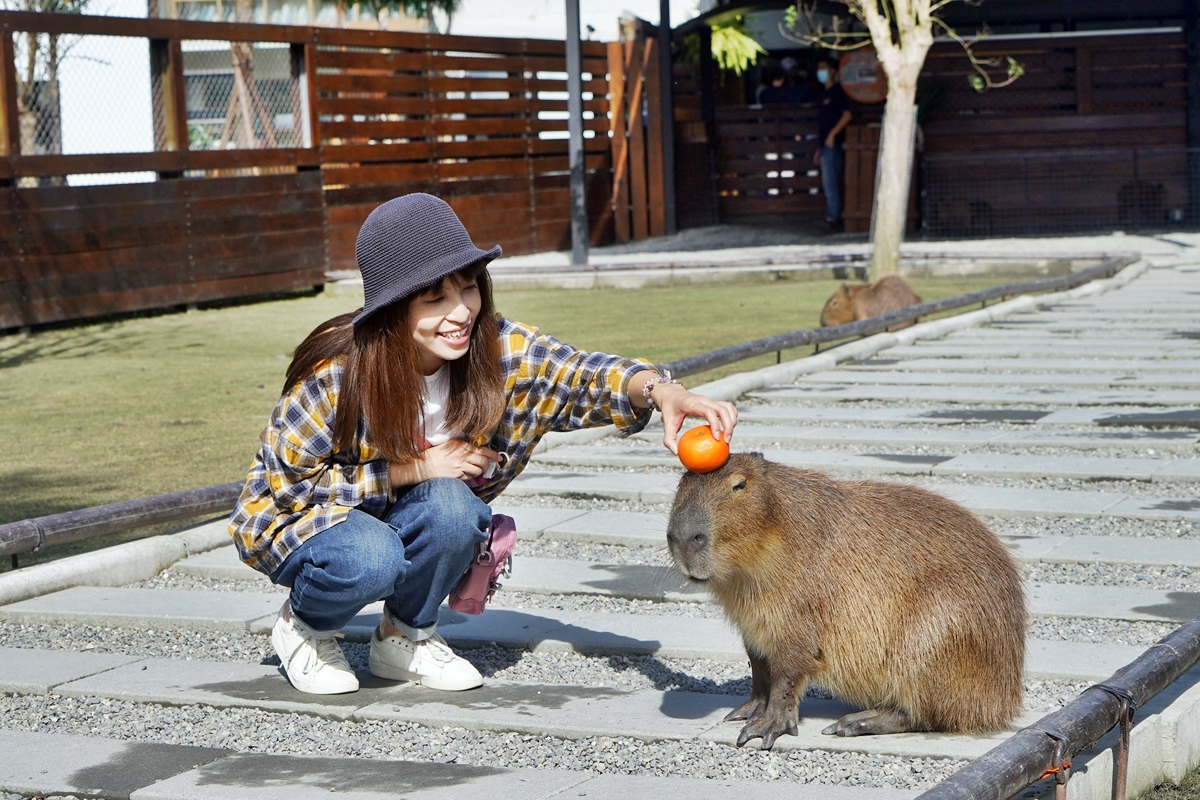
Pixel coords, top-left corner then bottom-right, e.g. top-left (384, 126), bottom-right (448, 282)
top-left (2, 576), bottom-right (1194, 650)
top-left (0, 645), bottom-right (1173, 762)
top-left (179, 524), bottom-right (1200, 578)
top-left (502, 471), bottom-right (1200, 520)
top-left (530, 446), bottom-right (1200, 483)
top-left (748, 384), bottom-right (1200, 407)
top-left (0, 729), bottom-right (906, 800)
top-left (628, 423), bottom-right (1199, 453)
top-left (793, 371), bottom-right (1200, 388)
top-left (878, 344), bottom-right (1198, 359)
top-left (737, 404), bottom-right (1200, 430)
top-left (840, 358), bottom-right (1200, 374)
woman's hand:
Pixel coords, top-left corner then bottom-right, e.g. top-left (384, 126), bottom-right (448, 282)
top-left (651, 383), bottom-right (738, 455)
top-left (389, 440), bottom-right (500, 486)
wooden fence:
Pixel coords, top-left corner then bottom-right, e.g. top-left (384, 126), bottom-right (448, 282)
top-left (0, 11), bottom-right (643, 329)
top-left (713, 104), bottom-right (824, 220)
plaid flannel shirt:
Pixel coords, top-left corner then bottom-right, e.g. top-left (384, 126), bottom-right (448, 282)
top-left (228, 317), bottom-right (654, 574)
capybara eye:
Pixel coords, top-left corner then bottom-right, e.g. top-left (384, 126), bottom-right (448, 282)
top-left (732, 477), bottom-right (747, 491)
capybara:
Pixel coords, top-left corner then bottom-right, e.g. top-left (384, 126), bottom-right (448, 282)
top-left (666, 453), bottom-right (1025, 750)
top-left (819, 275), bottom-right (922, 328)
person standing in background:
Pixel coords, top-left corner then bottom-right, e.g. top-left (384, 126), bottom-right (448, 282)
top-left (812, 57), bottom-right (852, 232)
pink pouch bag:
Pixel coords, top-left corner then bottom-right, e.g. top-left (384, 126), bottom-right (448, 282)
top-left (448, 514), bottom-right (517, 615)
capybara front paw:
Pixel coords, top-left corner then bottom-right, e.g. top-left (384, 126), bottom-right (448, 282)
top-left (724, 695), bottom-right (767, 722)
top-left (734, 708), bottom-right (798, 749)
top-left (821, 708), bottom-right (917, 737)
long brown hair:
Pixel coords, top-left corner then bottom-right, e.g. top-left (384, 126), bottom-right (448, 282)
top-left (284, 261), bottom-right (505, 463)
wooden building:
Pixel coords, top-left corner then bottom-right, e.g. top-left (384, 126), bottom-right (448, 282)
top-left (669, 0), bottom-right (1200, 237)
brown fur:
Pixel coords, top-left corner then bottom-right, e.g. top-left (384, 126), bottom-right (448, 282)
top-left (667, 454), bottom-right (1026, 749)
top-left (819, 275), bottom-right (922, 328)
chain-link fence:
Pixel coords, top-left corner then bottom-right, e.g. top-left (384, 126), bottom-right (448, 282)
top-left (7, 28), bottom-right (303, 184)
top-left (923, 148), bottom-right (1200, 238)
top-left (183, 40), bottom-right (303, 152)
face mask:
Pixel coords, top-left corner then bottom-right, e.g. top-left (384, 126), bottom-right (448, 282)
top-left (817, 69), bottom-right (831, 83)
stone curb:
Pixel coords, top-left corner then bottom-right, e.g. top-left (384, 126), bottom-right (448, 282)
top-left (0, 517), bottom-right (231, 607)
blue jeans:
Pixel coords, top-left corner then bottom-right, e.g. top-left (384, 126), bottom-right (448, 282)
top-left (820, 144), bottom-right (844, 222)
top-left (269, 478), bottom-right (490, 640)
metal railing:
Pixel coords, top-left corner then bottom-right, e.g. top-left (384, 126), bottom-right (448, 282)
top-left (918, 615), bottom-right (1200, 800)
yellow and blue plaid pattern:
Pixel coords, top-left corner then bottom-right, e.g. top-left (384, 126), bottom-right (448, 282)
top-left (229, 317), bottom-right (653, 574)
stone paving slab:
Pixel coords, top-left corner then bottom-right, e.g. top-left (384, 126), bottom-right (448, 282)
top-left (879, 345), bottom-right (1197, 360)
top-left (504, 471), bottom-right (678, 504)
top-left (750, 384), bottom-right (1200, 407)
top-left (543, 509), bottom-right (667, 546)
top-left (794, 371), bottom-right (1200, 389)
top-left (843, 357), bottom-right (1200, 373)
top-left (502, 558), bottom-right (690, 601)
top-left (930, 454), bottom-right (1200, 483)
top-left (530, 447), bottom-right (1199, 483)
top-left (128, 750), bottom-right (584, 800)
top-left (356, 681), bottom-right (730, 742)
top-left (0, 586), bottom-right (281, 631)
top-left (487, 505), bottom-right (589, 539)
top-left (737, 406), bottom-right (1064, 426)
top-left (633, 424), bottom-right (1199, 452)
top-left (0, 729), bottom-right (230, 800)
top-left (499, 557), bottom-right (1198, 624)
top-left (560, 773), bottom-right (919, 800)
top-left (503, 471), bottom-right (1200, 520)
top-left (0, 646), bottom-right (140, 694)
top-left (175, 547), bottom-right (273, 581)
top-left (0, 649), bottom-right (1148, 767)
top-left (54, 657), bottom-right (416, 719)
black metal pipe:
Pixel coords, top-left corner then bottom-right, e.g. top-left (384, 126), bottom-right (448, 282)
top-left (564, 0), bottom-right (588, 266)
top-left (660, 254), bottom-right (1137, 379)
top-left (0, 482), bottom-right (243, 559)
top-left (917, 615), bottom-right (1200, 800)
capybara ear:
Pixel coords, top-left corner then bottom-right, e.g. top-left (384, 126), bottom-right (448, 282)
top-left (749, 452), bottom-right (766, 462)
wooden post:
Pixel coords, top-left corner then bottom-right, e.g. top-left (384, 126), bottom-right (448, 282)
top-left (0, 31), bottom-right (21, 158)
top-left (565, 0), bottom-right (588, 266)
top-left (607, 40), bottom-right (631, 243)
top-left (698, 23), bottom-right (718, 224)
top-left (643, 35), bottom-right (666, 237)
top-left (627, 38), bottom-right (649, 240)
top-left (1074, 46), bottom-right (1093, 115)
top-left (150, 38), bottom-right (189, 153)
top-left (1186, 0), bottom-right (1200, 221)
top-left (303, 41), bottom-right (321, 148)
top-left (657, 0), bottom-right (676, 235)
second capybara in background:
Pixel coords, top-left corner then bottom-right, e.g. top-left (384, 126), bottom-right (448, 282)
top-left (819, 274), bottom-right (923, 328)
top-left (666, 453), bottom-right (1026, 750)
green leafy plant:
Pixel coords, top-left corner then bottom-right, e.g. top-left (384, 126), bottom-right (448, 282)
top-left (680, 16), bottom-right (766, 76)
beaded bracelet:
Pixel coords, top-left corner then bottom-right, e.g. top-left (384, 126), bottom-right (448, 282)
top-left (641, 372), bottom-right (680, 410)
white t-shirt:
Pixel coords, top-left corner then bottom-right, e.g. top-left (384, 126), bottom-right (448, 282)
top-left (421, 366), bottom-right (497, 479)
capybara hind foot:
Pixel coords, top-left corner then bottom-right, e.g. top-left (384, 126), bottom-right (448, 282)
top-left (724, 695), bottom-right (767, 722)
top-left (735, 707), bottom-right (799, 750)
top-left (822, 708), bottom-right (919, 737)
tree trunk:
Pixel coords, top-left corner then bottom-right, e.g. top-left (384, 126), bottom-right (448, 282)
top-left (869, 77), bottom-right (917, 278)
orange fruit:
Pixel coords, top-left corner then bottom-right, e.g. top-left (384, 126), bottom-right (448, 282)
top-left (677, 425), bottom-right (730, 473)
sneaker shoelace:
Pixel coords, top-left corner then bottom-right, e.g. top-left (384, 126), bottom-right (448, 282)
top-left (420, 635), bottom-right (458, 665)
top-left (299, 633), bottom-right (349, 673)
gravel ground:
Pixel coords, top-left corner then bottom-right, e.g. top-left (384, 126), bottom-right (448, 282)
top-left (1028, 617), bottom-right (1178, 646)
top-left (0, 693), bottom-right (966, 789)
top-left (987, 516), bottom-right (1200, 540)
top-left (1024, 562), bottom-right (1200, 592)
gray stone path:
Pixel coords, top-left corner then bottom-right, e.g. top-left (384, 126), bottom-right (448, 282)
top-left (5, 256), bottom-right (1200, 800)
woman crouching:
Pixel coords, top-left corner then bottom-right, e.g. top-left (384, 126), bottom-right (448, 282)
top-left (229, 193), bottom-right (737, 694)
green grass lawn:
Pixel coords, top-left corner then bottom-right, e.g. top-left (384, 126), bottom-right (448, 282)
top-left (0, 274), bottom-right (998, 569)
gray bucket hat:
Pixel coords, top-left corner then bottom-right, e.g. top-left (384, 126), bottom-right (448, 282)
top-left (352, 193), bottom-right (502, 326)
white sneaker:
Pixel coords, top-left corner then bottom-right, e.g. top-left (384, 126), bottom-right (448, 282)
top-left (370, 628), bottom-right (483, 691)
top-left (271, 606), bottom-right (359, 695)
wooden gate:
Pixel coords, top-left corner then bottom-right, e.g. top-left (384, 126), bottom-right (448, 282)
top-left (713, 104), bottom-right (824, 221)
